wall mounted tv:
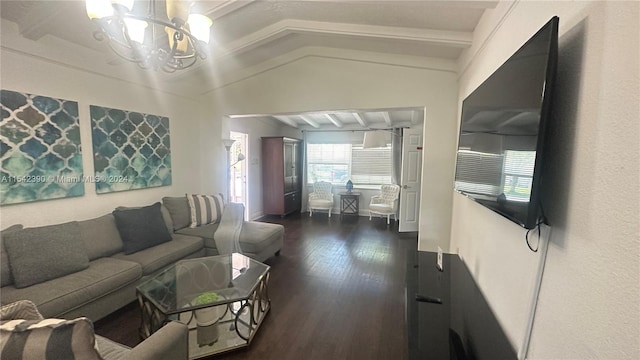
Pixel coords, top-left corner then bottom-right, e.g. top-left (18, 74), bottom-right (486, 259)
top-left (454, 16), bottom-right (558, 230)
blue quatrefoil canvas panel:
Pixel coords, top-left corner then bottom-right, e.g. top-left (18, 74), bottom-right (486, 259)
top-left (90, 105), bottom-right (171, 193)
top-left (0, 90), bottom-right (84, 205)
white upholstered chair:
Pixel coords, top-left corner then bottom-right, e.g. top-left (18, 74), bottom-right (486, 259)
top-left (369, 184), bottom-right (401, 224)
top-left (308, 181), bottom-right (334, 218)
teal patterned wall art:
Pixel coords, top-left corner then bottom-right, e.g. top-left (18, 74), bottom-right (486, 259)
top-left (90, 105), bottom-right (171, 193)
top-left (0, 90), bottom-right (84, 205)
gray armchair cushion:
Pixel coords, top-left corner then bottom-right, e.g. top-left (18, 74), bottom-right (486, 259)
top-left (112, 203), bottom-right (172, 255)
top-left (78, 214), bottom-right (124, 260)
top-left (162, 196), bottom-right (191, 231)
top-left (96, 322), bottom-right (189, 360)
top-left (1, 224), bottom-right (23, 287)
top-left (126, 321), bottom-right (188, 360)
top-left (3, 222), bottom-right (90, 288)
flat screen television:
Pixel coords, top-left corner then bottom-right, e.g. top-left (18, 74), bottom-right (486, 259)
top-left (454, 17), bottom-right (558, 230)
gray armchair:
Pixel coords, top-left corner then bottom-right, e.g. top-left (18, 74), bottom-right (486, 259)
top-left (0, 300), bottom-right (188, 360)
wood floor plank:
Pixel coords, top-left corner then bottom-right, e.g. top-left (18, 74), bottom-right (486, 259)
top-left (94, 213), bottom-right (415, 359)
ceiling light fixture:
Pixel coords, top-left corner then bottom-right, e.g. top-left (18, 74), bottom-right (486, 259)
top-left (362, 130), bottom-right (389, 149)
top-left (86, 0), bottom-right (212, 73)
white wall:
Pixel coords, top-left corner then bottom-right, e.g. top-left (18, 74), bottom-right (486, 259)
top-left (452, 1), bottom-right (639, 358)
top-left (202, 55), bottom-right (458, 250)
top-left (0, 30), bottom-right (210, 227)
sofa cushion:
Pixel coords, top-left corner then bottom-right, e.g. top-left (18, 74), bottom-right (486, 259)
top-left (0, 317), bottom-right (102, 360)
top-left (0, 257), bottom-right (142, 319)
top-left (1, 225), bottom-right (22, 287)
top-left (111, 234), bottom-right (203, 275)
top-left (3, 222), bottom-right (90, 288)
top-left (162, 196), bottom-right (191, 231)
top-left (235, 222), bottom-right (285, 254)
top-left (112, 203), bottom-right (172, 255)
top-left (175, 222), bottom-right (219, 241)
top-left (186, 194), bottom-right (224, 228)
top-left (78, 214), bottom-right (124, 261)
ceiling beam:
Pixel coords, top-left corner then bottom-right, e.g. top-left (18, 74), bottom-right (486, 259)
top-left (324, 114), bottom-right (343, 128)
top-left (382, 112), bottom-right (392, 126)
top-left (219, 19), bottom-right (472, 59)
top-left (18, 2), bottom-right (74, 40)
top-left (353, 113), bottom-right (368, 127)
top-left (273, 115), bottom-right (299, 128)
top-left (299, 115), bottom-right (320, 128)
top-left (198, 0), bottom-right (255, 21)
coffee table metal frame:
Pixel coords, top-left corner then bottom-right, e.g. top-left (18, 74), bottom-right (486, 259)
top-left (136, 254), bottom-right (271, 359)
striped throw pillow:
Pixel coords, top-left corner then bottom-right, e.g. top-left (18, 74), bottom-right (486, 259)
top-left (186, 194), bottom-right (224, 228)
top-left (0, 317), bottom-right (102, 360)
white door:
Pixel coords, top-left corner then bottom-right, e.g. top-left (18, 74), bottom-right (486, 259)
top-left (399, 127), bottom-right (423, 232)
top-left (230, 131), bottom-right (248, 219)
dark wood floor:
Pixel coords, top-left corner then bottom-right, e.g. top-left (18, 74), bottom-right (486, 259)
top-left (94, 212), bottom-right (416, 360)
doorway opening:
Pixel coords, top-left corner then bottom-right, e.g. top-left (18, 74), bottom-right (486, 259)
top-left (230, 131), bottom-right (249, 219)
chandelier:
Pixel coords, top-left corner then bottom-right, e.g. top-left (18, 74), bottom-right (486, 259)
top-left (86, 0), bottom-right (213, 72)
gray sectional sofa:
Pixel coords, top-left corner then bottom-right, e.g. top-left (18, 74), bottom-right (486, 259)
top-left (0, 197), bottom-right (284, 322)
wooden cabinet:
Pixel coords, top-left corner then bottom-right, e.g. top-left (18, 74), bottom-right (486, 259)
top-left (262, 137), bottom-right (302, 216)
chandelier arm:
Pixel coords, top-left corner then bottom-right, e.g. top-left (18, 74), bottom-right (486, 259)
top-left (92, 19), bottom-right (147, 65)
top-left (163, 56), bottom-right (197, 72)
top-left (89, 1), bottom-right (210, 73)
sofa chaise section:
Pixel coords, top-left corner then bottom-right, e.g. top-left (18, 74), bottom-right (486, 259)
top-left (163, 196), bottom-right (284, 262)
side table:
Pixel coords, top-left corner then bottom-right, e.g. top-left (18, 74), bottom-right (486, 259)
top-left (339, 191), bottom-right (361, 218)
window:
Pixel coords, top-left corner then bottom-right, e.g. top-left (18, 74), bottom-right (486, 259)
top-left (502, 150), bottom-right (535, 201)
top-left (454, 149), bottom-right (536, 202)
top-left (454, 150), bottom-right (504, 195)
top-left (307, 143), bottom-right (392, 185)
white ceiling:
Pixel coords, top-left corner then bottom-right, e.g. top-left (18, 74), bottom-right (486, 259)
top-left (0, 0), bottom-right (496, 130)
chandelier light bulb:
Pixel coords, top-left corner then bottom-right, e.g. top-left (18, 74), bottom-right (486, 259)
top-left (166, 0), bottom-right (191, 25)
top-left (124, 18), bottom-right (148, 44)
top-left (86, 0), bottom-right (113, 19)
top-left (187, 14), bottom-right (213, 44)
top-left (111, 0), bottom-right (135, 12)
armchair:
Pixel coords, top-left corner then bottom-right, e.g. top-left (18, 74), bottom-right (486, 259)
top-left (0, 300), bottom-right (188, 360)
top-left (308, 181), bottom-right (334, 218)
top-left (369, 184), bottom-right (401, 224)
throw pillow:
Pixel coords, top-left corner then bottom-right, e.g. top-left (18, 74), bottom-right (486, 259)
top-left (112, 202), bottom-right (172, 255)
top-left (0, 317), bottom-right (103, 360)
top-left (2, 222), bottom-right (90, 289)
top-left (162, 196), bottom-right (191, 231)
top-left (0, 300), bottom-right (43, 322)
top-left (78, 214), bottom-right (124, 261)
top-left (186, 194), bottom-right (224, 228)
top-left (1, 225), bottom-right (23, 287)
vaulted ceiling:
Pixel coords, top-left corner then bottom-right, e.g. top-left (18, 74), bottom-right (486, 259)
top-left (0, 0), bottom-right (496, 130)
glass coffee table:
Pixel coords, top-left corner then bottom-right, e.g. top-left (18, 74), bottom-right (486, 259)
top-left (136, 253), bottom-right (270, 359)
